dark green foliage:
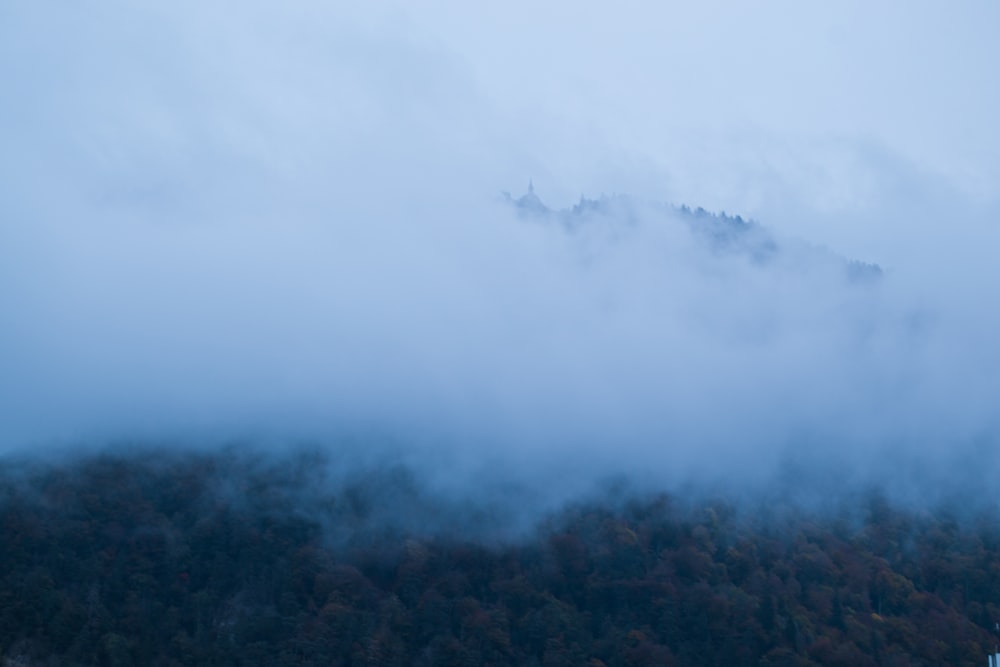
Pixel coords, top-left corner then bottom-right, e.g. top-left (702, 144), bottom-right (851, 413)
top-left (1, 450), bottom-right (998, 665)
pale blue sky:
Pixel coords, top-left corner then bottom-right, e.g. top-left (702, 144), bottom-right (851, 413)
top-left (5, 1), bottom-right (996, 260)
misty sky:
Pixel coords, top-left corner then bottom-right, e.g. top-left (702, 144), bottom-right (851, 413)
top-left (2, 2), bottom-right (999, 495)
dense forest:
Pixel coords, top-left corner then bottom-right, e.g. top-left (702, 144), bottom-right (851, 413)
top-left (3, 448), bottom-right (1000, 666)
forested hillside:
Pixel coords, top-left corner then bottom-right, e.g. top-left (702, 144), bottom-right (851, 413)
top-left (2, 450), bottom-right (1000, 666)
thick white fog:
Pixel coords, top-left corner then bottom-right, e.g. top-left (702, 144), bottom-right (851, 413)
top-left (2, 1), bottom-right (999, 502)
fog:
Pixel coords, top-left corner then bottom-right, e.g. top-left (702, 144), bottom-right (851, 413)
top-left (2, 2), bottom-right (999, 507)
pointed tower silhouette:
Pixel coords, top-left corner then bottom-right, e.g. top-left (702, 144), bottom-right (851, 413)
top-left (516, 178), bottom-right (545, 213)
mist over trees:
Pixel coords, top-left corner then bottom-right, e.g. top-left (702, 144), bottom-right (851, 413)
top-left (503, 186), bottom-right (883, 282)
top-left (5, 182), bottom-right (997, 664)
top-left (3, 449), bottom-right (1000, 667)
top-left (3, 3), bottom-right (1000, 665)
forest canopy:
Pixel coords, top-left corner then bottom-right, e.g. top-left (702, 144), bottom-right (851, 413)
top-left (2, 448), bottom-right (1000, 666)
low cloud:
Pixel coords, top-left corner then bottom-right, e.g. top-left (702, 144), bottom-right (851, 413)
top-left (2, 2), bottom-right (999, 510)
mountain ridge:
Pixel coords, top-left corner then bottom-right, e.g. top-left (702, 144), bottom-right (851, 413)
top-left (501, 185), bottom-right (883, 284)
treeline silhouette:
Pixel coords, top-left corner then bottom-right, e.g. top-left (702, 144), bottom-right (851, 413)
top-left (2, 449), bottom-right (998, 666)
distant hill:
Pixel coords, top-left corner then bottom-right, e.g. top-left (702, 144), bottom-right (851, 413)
top-left (502, 184), bottom-right (883, 284)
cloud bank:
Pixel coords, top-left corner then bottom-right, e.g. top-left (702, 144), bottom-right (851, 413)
top-left (2, 2), bottom-right (999, 506)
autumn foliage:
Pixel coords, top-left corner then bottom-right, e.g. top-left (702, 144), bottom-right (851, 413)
top-left (2, 450), bottom-right (999, 666)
